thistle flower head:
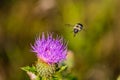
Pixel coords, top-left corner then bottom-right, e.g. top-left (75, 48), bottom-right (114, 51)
top-left (31, 33), bottom-right (67, 64)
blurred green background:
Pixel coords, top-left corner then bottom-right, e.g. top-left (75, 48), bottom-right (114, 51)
top-left (0, 0), bottom-right (120, 80)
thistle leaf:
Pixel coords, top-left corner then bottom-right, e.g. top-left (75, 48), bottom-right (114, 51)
top-left (21, 66), bottom-right (36, 74)
top-left (57, 65), bottom-right (67, 73)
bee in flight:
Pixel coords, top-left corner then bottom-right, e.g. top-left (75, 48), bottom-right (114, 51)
top-left (66, 23), bottom-right (84, 37)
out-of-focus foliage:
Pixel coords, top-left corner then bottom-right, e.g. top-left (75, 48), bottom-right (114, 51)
top-left (0, 0), bottom-right (120, 80)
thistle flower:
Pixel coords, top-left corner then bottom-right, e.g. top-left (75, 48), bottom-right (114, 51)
top-left (22, 33), bottom-right (68, 79)
top-left (31, 33), bottom-right (67, 64)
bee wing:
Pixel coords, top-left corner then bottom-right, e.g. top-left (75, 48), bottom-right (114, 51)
top-left (63, 24), bottom-right (74, 33)
top-left (65, 24), bottom-right (74, 27)
top-left (82, 24), bottom-right (88, 32)
top-left (82, 27), bottom-right (87, 32)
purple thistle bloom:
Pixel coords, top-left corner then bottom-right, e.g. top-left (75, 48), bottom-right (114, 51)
top-left (31, 33), bottom-right (67, 64)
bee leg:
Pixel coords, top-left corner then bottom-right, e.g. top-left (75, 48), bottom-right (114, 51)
top-left (74, 33), bottom-right (76, 37)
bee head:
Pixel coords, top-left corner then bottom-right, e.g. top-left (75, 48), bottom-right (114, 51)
top-left (74, 28), bottom-right (79, 33)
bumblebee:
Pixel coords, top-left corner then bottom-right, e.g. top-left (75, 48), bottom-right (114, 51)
top-left (65, 23), bottom-right (84, 37)
top-left (73, 23), bottom-right (83, 37)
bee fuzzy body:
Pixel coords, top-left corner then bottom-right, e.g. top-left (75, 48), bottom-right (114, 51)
top-left (73, 23), bottom-right (83, 37)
